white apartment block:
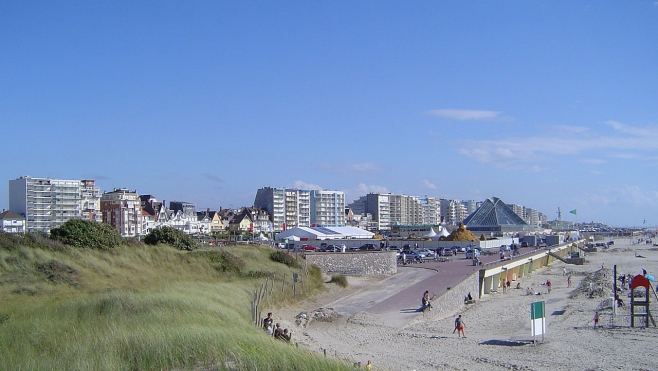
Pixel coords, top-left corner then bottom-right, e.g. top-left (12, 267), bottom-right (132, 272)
top-left (389, 194), bottom-right (423, 226)
top-left (81, 179), bottom-right (102, 223)
top-left (100, 188), bottom-right (142, 237)
top-left (310, 190), bottom-right (346, 227)
top-left (0, 210), bottom-right (26, 234)
top-left (9, 176), bottom-right (87, 234)
top-left (421, 196), bottom-right (441, 226)
top-left (254, 187), bottom-right (311, 231)
top-left (440, 199), bottom-right (468, 225)
top-left (347, 193), bottom-right (392, 231)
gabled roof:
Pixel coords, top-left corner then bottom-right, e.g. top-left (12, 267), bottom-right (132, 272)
top-left (0, 210), bottom-right (24, 220)
top-left (463, 197), bottom-right (529, 228)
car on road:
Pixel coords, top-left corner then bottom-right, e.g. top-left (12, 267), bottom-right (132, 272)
top-left (500, 245), bottom-right (511, 251)
top-left (437, 247), bottom-right (453, 256)
top-left (451, 246), bottom-right (465, 254)
top-left (417, 249), bottom-right (435, 259)
top-left (359, 243), bottom-right (379, 251)
top-left (465, 248), bottom-right (481, 259)
top-left (399, 250), bottom-right (422, 262)
top-left (521, 241), bottom-right (529, 247)
top-left (320, 244), bottom-right (340, 252)
top-left (301, 244), bottom-right (317, 251)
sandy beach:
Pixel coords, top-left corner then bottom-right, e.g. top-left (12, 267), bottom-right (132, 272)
top-left (274, 237), bottom-right (658, 371)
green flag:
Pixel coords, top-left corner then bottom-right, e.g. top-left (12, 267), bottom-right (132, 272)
top-left (570, 209), bottom-right (577, 215)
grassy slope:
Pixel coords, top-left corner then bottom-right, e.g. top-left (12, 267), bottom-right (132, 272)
top-left (0, 237), bottom-right (350, 371)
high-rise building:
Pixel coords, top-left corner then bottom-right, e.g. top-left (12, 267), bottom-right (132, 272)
top-left (9, 176), bottom-right (86, 233)
top-left (81, 179), bottom-right (102, 223)
top-left (421, 196), bottom-right (441, 226)
top-left (100, 188), bottom-right (142, 237)
top-left (389, 194), bottom-right (423, 226)
top-left (254, 187), bottom-right (311, 232)
top-left (440, 199), bottom-right (468, 225)
top-left (310, 190), bottom-right (346, 227)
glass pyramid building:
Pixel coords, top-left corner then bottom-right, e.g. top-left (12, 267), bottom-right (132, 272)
top-left (462, 197), bottom-right (536, 233)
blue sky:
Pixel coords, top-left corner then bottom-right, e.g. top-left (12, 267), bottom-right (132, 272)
top-left (1, 1), bottom-right (657, 227)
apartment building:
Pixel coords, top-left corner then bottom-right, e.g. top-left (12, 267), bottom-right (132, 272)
top-left (100, 188), bottom-right (142, 237)
top-left (421, 196), bottom-right (441, 226)
top-left (389, 194), bottom-right (423, 226)
top-left (440, 199), bottom-right (468, 225)
top-left (0, 210), bottom-right (26, 234)
top-left (9, 176), bottom-right (87, 233)
top-left (254, 187), bottom-right (311, 231)
top-left (81, 179), bottom-right (102, 223)
top-left (310, 190), bottom-right (346, 227)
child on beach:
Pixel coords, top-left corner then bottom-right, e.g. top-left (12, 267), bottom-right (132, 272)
top-left (453, 315), bottom-right (466, 338)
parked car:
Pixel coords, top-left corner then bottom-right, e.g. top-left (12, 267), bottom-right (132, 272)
top-left (418, 249), bottom-right (435, 258)
top-left (320, 244), bottom-right (340, 252)
top-left (301, 244), bottom-right (317, 251)
top-left (437, 247), bottom-right (453, 256)
top-left (465, 248), bottom-right (481, 259)
top-left (521, 241), bottom-right (529, 247)
top-left (451, 246), bottom-right (465, 253)
top-left (359, 243), bottom-right (379, 251)
top-left (500, 245), bottom-right (511, 251)
top-left (400, 250), bottom-right (422, 262)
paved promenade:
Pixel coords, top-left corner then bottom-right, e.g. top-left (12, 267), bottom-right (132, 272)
top-left (363, 247), bottom-right (543, 327)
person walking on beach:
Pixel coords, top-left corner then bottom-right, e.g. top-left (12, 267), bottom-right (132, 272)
top-left (593, 311), bottom-right (599, 328)
top-left (567, 274), bottom-right (572, 288)
top-left (453, 315), bottom-right (466, 338)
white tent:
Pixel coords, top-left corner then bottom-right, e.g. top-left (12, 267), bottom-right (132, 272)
top-left (423, 228), bottom-right (438, 238)
top-left (438, 226), bottom-right (450, 238)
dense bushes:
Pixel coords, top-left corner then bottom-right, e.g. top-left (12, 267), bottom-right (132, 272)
top-left (198, 250), bottom-right (246, 273)
top-left (328, 274), bottom-right (348, 288)
top-left (269, 250), bottom-right (301, 268)
top-left (50, 220), bottom-right (122, 250)
top-left (0, 231), bottom-right (68, 252)
top-left (143, 226), bottom-right (197, 251)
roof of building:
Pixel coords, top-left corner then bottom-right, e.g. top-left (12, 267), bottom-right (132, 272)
top-left (275, 226), bottom-right (375, 240)
top-left (0, 210), bottom-right (24, 220)
top-left (462, 197), bottom-right (535, 232)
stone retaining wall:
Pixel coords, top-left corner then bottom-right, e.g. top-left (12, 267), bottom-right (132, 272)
top-left (305, 251), bottom-right (397, 276)
top-left (427, 273), bottom-right (480, 317)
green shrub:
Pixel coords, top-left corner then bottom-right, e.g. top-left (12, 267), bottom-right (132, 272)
top-left (50, 220), bottom-right (122, 250)
top-left (328, 274), bottom-right (348, 288)
top-left (269, 250), bottom-right (300, 268)
top-left (198, 250), bottom-right (246, 273)
top-left (143, 226), bottom-right (197, 251)
top-left (0, 232), bottom-right (68, 252)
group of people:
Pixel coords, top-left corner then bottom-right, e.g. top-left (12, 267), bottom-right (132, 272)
top-left (262, 312), bottom-right (291, 342)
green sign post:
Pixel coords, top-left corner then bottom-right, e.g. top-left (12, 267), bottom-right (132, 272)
top-left (531, 301), bottom-right (545, 344)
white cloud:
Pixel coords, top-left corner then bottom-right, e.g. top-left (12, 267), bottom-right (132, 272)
top-left (422, 179), bottom-right (437, 189)
top-left (291, 180), bottom-right (323, 191)
top-left (426, 109), bottom-right (503, 121)
top-left (456, 121), bottom-right (658, 169)
top-left (605, 121), bottom-right (658, 137)
top-left (357, 183), bottom-right (390, 194)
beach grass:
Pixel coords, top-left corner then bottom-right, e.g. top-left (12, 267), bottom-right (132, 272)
top-left (0, 237), bottom-right (352, 371)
